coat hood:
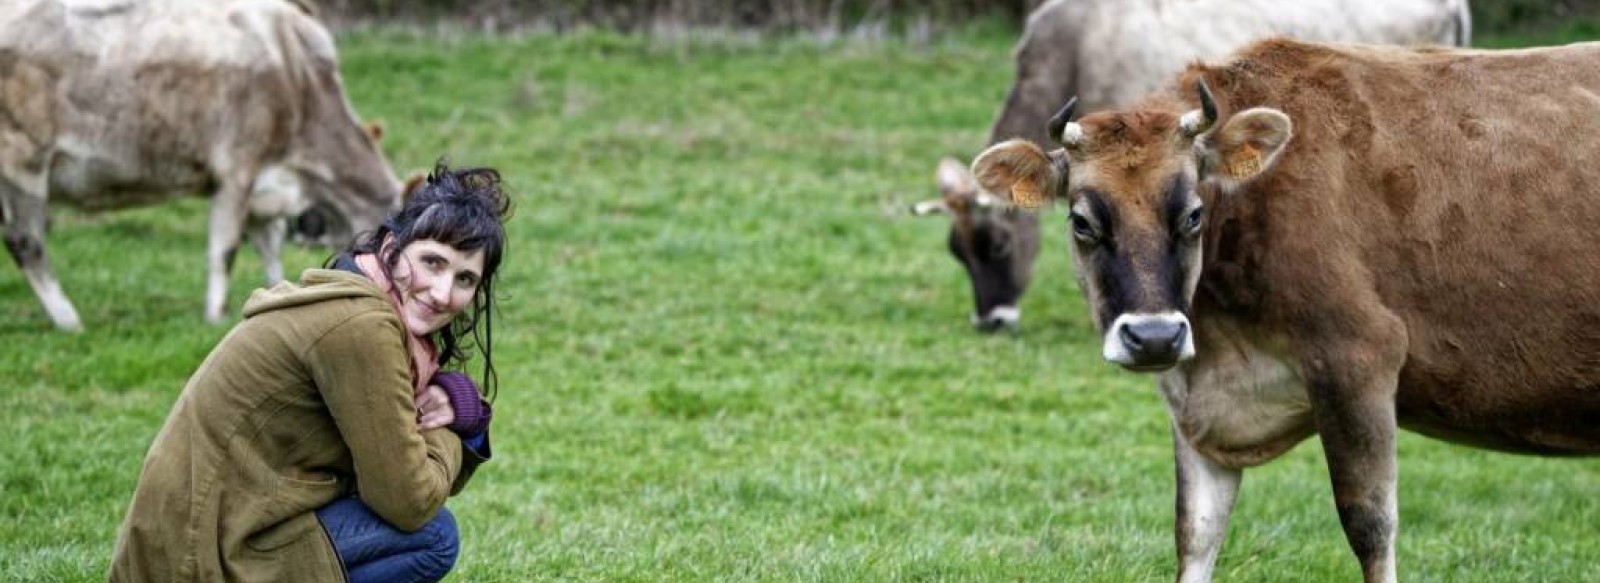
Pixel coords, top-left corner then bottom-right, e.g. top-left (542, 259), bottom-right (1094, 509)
top-left (242, 269), bottom-right (386, 318)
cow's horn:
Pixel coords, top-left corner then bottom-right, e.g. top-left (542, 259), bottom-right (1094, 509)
top-left (1180, 79), bottom-right (1218, 137)
top-left (909, 199), bottom-right (949, 216)
top-left (1048, 96), bottom-right (1084, 147)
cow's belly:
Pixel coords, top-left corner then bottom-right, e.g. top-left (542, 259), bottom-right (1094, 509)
top-left (1395, 364), bottom-right (1600, 455)
top-left (1398, 415), bottom-right (1600, 455)
top-left (1161, 329), bottom-right (1317, 469)
top-left (47, 138), bottom-right (212, 210)
top-left (1165, 324), bottom-right (1600, 461)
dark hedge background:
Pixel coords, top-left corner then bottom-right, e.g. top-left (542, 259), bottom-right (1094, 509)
top-left (302, 0), bottom-right (1597, 36)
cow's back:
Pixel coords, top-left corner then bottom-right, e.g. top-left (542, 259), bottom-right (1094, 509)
top-left (0, 0), bottom-right (318, 65)
top-left (1199, 40), bottom-right (1600, 452)
top-left (1037, 0), bottom-right (1459, 114)
top-left (0, 0), bottom-right (326, 203)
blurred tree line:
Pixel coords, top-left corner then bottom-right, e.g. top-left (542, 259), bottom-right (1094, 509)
top-left (1474, 0), bottom-right (1597, 35)
top-left (308, 0), bottom-right (1596, 36)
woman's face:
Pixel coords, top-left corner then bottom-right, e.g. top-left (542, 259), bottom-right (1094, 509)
top-left (390, 239), bottom-right (486, 336)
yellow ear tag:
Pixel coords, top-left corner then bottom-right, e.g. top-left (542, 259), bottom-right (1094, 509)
top-left (1227, 144), bottom-right (1263, 178)
top-left (1011, 180), bottom-right (1047, 209)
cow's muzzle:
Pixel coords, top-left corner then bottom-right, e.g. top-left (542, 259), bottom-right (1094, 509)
top-left (1102, 312), bottom-right (1194, 371)
top-left (291, 209), bottom-right (328, 244)
top-left (972, 305), bottom-right (1020, 333)
top-left (289, 205), bottom-right (357, 248)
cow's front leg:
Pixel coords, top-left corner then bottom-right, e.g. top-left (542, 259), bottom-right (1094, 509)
top-left (1306, 341), bottom-right (1404, 583)
top-left (206, 182), bottom-right (250, 323)
top-left (1171, 419), bottom-right (1242, 583)
top-left (2, 173), bottom-right (82, 332)
top-left (248, 216), bottom-right (287, 286)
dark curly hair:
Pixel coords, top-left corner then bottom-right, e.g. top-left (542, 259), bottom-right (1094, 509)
top-left (334, 161), bottom-right (512, 401)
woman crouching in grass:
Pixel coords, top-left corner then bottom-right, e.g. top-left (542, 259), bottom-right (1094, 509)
top-left (109, 163), bottom-right (510, 583)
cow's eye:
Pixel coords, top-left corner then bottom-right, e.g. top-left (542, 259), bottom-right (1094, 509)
top-left (1069, 213), bottom-right (1099, 243)
top-left (1182, 207), bottom-right (1205, 237)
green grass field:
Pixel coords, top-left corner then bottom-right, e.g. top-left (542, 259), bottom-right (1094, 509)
top-left (4, 24), bottom-right (1600, 582)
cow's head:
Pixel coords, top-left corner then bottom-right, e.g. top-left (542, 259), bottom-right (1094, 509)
top-left (284, 121), bottom-right (405, 247)
top-left (970, 82), bottom-right (1292, 371)
top-left (912, 158), bottom-right (1040, 333)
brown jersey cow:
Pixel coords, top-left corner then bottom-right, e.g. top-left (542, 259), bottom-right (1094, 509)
top-left (972, 38), bottom-right (1600, 582)
top-left (914, 0), bottom-right (1470, 332)
top-left (0, 0), bottom-right (401, 331)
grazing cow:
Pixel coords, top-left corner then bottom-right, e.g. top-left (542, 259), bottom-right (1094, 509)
top-left (913, 0), bottom-right (1470, 332)
top-left (971, 38), bottom-right (1600, 582)
top-left (0, 0), bottom-right (402, 331)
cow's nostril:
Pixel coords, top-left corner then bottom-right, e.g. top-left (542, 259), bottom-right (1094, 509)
top-left (1120, 324), bottom-right (1144, 349)
top-left (1169, 322), bottom-right (1188, 345)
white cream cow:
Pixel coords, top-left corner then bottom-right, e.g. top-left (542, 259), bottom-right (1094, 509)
top-left (0, 0), bottom-right (402, 331)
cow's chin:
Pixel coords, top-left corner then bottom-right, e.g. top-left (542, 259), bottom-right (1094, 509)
top-left (1118, 361), bottom-right (1179, 374)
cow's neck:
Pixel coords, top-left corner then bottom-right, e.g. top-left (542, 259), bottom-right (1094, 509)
top-left (1158, 309), bottom-right (1316, 469)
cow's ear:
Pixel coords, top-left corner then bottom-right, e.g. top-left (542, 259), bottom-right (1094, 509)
top-left (365, 122), bottom-right (385, 142)
top-left (401, 171), bottom-right (426, 203)
top-left (1200, 107), bottom-right (1291, 187)
top-left (970, 139), bottom-right (1060, 210)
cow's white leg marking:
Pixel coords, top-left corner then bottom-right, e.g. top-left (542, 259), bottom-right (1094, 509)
top-left (21, 260), bottom-right (82, 332)
top-left (1167, 402), bottom-right (1242, 583)
top-left (206, 180), bottom-right (250, 323)
top-left (2, 168), bottom-right (82, 332)
top-left (249, 216), bottom-right (286, 286)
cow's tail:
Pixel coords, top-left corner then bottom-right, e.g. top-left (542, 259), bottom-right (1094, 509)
top-left (1448, 0), bottom-right (1472, 47)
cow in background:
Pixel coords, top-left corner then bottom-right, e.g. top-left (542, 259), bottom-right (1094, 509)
top-left (0, 0), bottom-right (402, 331)
top-left (971, 38), bottom-right (1600, 582)
top-left (912, 0), bottom-right (1471, 332)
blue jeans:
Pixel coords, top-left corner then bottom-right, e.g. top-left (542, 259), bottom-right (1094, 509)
top-left (315, 496), bottom-right (460, 583)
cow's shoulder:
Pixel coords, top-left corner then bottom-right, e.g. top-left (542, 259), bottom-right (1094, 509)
top-left (227, 0), bottom-right (339, 63)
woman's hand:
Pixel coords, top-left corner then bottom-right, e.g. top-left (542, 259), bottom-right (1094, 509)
top-left (415, 384), bottom-right (457, 430)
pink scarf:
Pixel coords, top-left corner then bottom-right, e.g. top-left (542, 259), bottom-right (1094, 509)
top-left (355, 253), bottom-right (438, 397)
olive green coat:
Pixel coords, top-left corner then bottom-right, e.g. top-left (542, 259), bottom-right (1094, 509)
top-left (109, 269), bottom-right (481, 583)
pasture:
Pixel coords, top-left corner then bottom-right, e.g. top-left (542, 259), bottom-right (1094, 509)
top-left (3, 23), bottom-right (1599, 582)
